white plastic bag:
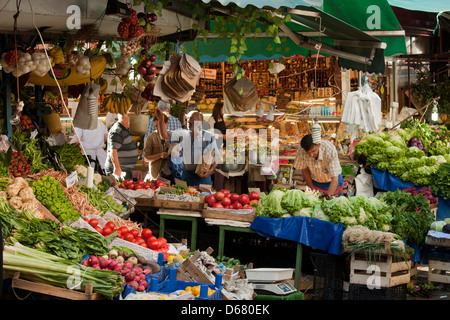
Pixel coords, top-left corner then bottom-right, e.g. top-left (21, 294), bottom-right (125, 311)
top-left (355, 168), bottom-right (374, 198)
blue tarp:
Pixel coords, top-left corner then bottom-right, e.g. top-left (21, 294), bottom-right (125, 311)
top-left (372, 167), bottom-right (450, 221)
top-left (250, 216), bottom-right (344, 255)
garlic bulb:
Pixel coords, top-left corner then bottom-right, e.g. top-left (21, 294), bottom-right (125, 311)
top-left (31, 51), bottom-right (52, 77)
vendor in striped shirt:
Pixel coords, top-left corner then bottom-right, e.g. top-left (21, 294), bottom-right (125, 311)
top-left (105, 113), bottom-right (139, 180)
top-left (294, 134), bottom-right (344, 196)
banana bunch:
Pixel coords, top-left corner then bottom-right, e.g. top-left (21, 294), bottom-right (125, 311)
top-left (49, 46), bottom-right (65, 66)
top-left (102, 92), bottom-right (131, 115)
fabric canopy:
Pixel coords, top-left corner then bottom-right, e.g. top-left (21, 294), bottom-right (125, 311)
top-left (191, 0), bottom-right (406, 73)
top-left (387, 0), bottom-right (450, 13)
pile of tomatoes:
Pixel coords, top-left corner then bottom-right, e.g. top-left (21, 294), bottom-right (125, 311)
top-left (85, 218), bottom-right (169, 254)
top-left (205, 190), bottom-right (260, 210)
top-left (119, 179), bottom-right (167, 190)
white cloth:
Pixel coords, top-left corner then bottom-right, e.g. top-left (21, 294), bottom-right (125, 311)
top-left (73, 119), bottom-right (108, 168)
top-left (342, 84), bottom-right (381, 135)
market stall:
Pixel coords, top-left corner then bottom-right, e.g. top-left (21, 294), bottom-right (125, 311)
top-left (1, 0), bottom-right (450, 302)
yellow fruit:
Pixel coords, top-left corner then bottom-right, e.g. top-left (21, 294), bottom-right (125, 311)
top-left (167, 255), bottom-right (175, 263)
top-left (207, 288), bottom-right (215, 297)
top-left (185, 286), bottom-right (192, 292)
top-left (191, 285), bottom-right (200, 297)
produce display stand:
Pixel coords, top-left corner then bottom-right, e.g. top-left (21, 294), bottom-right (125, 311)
top-left (426, 231), bottom-right (450, 285)
top-left (157, 208), bottom-right (202, 250)
top-left (10, 272), bottom-right (105, 300)
top-left (216, 224), bottom-right (304, 290)
top-left (344, 241), bottom-right (412, 288)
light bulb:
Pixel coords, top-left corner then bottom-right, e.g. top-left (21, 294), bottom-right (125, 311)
top-left (431, 103), bottom-right (439, 122)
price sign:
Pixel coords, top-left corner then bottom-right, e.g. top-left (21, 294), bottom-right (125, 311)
top-left (66, 171), bottom-right (78, 188)
top-left (201, 68), bottom-right (217, 80)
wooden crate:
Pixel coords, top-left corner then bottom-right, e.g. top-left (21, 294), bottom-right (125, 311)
top-left (428, 260), bottom-right (450, 285)
top-left (202, 206), bottom-right (255, 223)
top-left (11, 272), bottom-right (105, 300)
top-left (176, 247), bottom-right (216, 284)
top-left (350, 252), bottom-right (411, 288)
top-left (135, 197), bottom-right (204, 211)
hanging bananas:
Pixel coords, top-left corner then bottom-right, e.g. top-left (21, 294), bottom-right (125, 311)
top-left (102, 92), bottom-right (132, 114)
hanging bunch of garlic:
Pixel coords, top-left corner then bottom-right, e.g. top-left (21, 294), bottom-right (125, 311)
top-left (76, 52), bottom-right (91, 75)
top-left (0, 51), bottom-right (36, 77)
top-left (120, 42), bottom-right (140, 58)
top-left (31, 51), bottom-right (53, 77)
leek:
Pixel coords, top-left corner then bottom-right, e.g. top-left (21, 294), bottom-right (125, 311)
top-left (3, 242), bottom-right (124, 299)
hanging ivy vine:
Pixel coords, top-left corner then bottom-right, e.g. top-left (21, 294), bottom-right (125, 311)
top-left (132, 0), bottom-right (291, 79)
top-left (189, 2), bottom-right (292, 79)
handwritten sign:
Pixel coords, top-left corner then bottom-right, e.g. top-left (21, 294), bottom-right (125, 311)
top-left (200, 68), bottom-right (217, 80)
top-left (66, 171), bottom-right (78, 188)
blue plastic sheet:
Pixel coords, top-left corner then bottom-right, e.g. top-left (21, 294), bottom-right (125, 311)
top-left (249, 216), bottom-right (344, 255)
top-left (372, 167), bottom-right (450, 220)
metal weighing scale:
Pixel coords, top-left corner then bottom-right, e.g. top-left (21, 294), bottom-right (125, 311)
top-left (246, 268), bottom-right (297, 296)
top-left (251, 281), bottom-right (297, 296)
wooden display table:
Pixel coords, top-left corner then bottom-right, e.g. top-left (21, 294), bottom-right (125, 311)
top-left (157, 208), bottom-right (202, 250)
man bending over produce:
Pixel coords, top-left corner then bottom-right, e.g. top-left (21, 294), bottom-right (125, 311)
top-left (294, 134), bottom-right (343, 196)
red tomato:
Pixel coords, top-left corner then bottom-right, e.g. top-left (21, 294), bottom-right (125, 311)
top-left (105, 221), bottom-right (115, 230)
top-left (238, 194), bottom-right (250, 205)
top-left (89, 219), bottom-right (99, 228)
top-left (83, 218), bottom-right (89, 222)
top-left (233, 202), bottom-right (243, 210)
top-left (158, 237), bottom-right (167, 245)
top-left (230, 194), bottom-right (240, 203)
top-left (140, 243), bottom-right (147, 248)
top-left (141, 228), bottom-right (153, 239)
top-left (127, 183), bottom-right (135, 190)
top-left (148, 235), bottom-right (156, 241)
top-left (102, 227), bottom-right (113, 236)
top-left (214, 192), bottom-right (225, 201)
top-left (117, 230), bottom-right (123, 237)
top-left (147, 238), bottom-right (160, 250)
top-left (119, 226), bottom-right (129, 234)
top-left (124, 233), bottom-right (135, 242)
top-left (221, 197), bottom-right (231, 206)
top-left (94, 226), bottom-right (103, 233)
top-left (130, 229), bottom-right (139, 238)
top-left (135, 236), bottom-right (145, 245)
top-left (249, 192), bottom-right (260, 201)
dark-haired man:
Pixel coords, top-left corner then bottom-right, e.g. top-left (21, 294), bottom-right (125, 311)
top-left (294, 134), bottom-right (343, 196)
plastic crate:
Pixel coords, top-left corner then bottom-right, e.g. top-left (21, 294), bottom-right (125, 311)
top-left (348, 283), bottom-right (407, 300)
top-left (152, 268), bottom-right (223, 300)
top-left (310, 251), bottom-right (345, 300)
top-left (429, 247), bottom-right (450, 262)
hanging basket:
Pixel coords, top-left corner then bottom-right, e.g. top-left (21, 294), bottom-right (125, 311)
top-left (43, 104), bottom-right (62, 135)
top-left (129, 114), bottom-right (150, 136)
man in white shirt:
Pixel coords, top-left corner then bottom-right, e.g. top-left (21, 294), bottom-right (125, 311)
top-left (71, 119), bottom-right (108, 172)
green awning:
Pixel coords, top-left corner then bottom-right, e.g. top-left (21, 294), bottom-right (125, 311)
top-left (184, 0), bottom-right (406, 73)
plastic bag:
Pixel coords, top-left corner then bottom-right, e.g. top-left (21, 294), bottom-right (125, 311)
top-left (355, 168), bottom-right (374, 198)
